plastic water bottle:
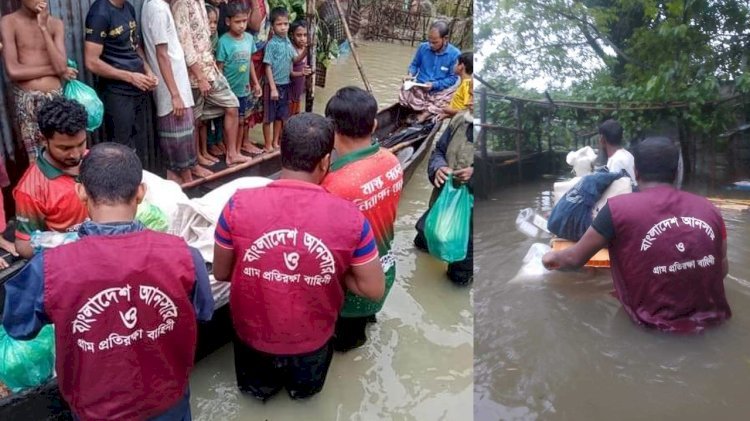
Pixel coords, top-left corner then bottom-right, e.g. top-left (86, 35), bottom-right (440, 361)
top-left (30, 231), bottom-right (80, 253)
top-left (515, 208), bottom-right (550, 238)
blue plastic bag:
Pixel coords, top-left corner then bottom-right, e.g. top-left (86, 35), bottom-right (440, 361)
top-left (424, 175), bottom-right (473, 262)
top-left (63, 60), bottom-right (103, 131)
top-left (0, 325), bottom-right (55, 392)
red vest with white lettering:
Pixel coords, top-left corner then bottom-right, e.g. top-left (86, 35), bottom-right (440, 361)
top-left (43, 230), bottom-right (197, 421)
top-left (608, 186), bottom-right (731, 332)
top-left (228, 180), bottom-right (363, 355)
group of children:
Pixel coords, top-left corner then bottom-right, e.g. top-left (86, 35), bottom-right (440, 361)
top-left (204, 3), bottom-right (311, 162)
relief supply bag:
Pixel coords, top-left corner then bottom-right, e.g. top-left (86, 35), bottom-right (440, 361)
top-left (63, 59), bottom-right (103, 131)
top-left (136, 203), bottom-right (169, 232)
top-left (424, 175), bottom-right (473, 262)
top-left (0, 325), bottom-right (55, 392)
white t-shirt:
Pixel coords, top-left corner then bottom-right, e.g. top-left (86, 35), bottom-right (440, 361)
top-left (607, 148), bottom-right (636, 182)
top-left (141, 0), bottom-right (194, 117)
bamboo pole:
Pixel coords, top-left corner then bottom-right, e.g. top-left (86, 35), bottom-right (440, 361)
top-left (305, 0), bottom-right (316, 112)
top-left (333, 0), bottom-right (372, 93)
top-left (514, 101), bottom-right (523, 180)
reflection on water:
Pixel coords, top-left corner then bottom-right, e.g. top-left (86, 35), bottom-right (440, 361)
top-left (191, 42), bottom-right (472, 420)
top-left (475, 179), bottom-right (750, 420)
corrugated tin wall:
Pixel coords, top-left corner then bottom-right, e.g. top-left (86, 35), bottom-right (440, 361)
top-left (0, 0), bottom-right (151, 168)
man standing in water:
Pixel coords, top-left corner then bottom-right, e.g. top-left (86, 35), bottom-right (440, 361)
top-left (414, 109), bottom-right (475, 285)
top-left (599, 119), bottom-right (636, 181)
top-left (213, 112), bottom-right (385, 400)
top-left (4, 142), bottom-right (214, 420)
top-left (323, 87), bottom-right (403, 351)
top-left (543, 137), bottom-right (731, 333)
top-left (1, 0), bottom-right (75, 163)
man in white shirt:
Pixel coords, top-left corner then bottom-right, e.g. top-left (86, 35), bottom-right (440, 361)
top-left (599, 119), bottom-right (636, 183)
top-left (141, 0), bottom-right (212, 183)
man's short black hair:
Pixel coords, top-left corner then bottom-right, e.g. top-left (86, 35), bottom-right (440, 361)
top-left (37, 97), bottom-right (88, 139)
top-left (79, 142), bottom-right (143, 204)
top-left (430, 20), bottom-right (450, 38)
top-left (458, 51), bottom-right (473, 74)
top-left (324, 86), bottom-right (377, 138)
top-left (225, 3), bottom-right (248, 19)
top-left (599, 119), bottom-right (623, 146)
top-left (269, 7), bottom-right (288, 24)
top-left (634, 137), bottom-right (680, 184)
top-left (280, 113), bottom-right (334, 173)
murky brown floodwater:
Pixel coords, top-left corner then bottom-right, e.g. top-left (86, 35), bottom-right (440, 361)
top-left (474, 177), bottom-right (750, 420)
top-left (190, 41), bottom-right (473, 420)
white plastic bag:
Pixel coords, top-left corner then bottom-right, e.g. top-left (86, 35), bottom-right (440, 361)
top-left (508, 243), bottom-right (552, 284)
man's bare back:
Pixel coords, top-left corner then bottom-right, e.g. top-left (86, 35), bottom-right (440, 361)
top-left (1, 2), bottom-right (70, 92)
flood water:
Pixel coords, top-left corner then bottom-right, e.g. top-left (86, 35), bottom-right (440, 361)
top-left (190, 42), bottom-right (473, 420)
top-left (474, 177), bottom-right (750, 420)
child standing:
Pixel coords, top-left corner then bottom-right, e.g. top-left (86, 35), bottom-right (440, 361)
top-left (217, 4), bottom-right (263, 156)
top-left (289, 20), bottom-right (311, 116)
top-left (442, 51), bottom-right (473, 119)
top-left (262, 7), bottom-right (307, 151)
top-left (205, 3), bottom-right (225, 158)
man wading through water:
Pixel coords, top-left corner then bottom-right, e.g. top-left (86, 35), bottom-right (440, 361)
top-left (323, 87), bottom-right (404, 351)
top-left (543, 137), bottom-right (731, 333)
top-left (213, 112), bottom-right (385, 400)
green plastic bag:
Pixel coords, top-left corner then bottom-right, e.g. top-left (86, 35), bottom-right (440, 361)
top-left (424, 175), bottom-right (473, 263)
top-left (136, 203), bottom-right (169, 232)
top-left (63, 60), bottom-right (103, 131)
top-left (0, 325), bottom-right (56, 393)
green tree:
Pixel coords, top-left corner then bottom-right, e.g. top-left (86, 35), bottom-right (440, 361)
top-left (476, 0), bottom-right (750, 175)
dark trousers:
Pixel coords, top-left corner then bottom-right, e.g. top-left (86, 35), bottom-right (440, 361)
top-left (101, 89), bottom-right (151, 166)
top-left (414, 201), bottom-right (474, 285)
top-left (233, 336), bottom-right (334, 401)
top-left (333, 314), bottom-right (377, 352)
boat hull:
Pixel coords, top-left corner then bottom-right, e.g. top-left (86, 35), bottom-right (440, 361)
top-left (0, 103), bottom-right (439, 419)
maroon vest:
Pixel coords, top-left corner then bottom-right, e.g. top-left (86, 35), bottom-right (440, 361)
top-left (43, 230), bottom-right (197, 420)
top-left (228, 180), bottom-right (363, 355)
top-left (608, 186), bottom-right (731, 332)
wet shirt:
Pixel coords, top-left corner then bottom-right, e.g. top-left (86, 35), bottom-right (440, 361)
top-left (85, 0), bottom-right (145, 94)
top-left (605, 186), bottom-right (731, 332)
top-left (263, 35), bottom-right (296, 85)
top-left (12, 152), bottom-right (88, 241)
top-left (322, 145), bottom-right (404, 317)
top-left (217, 32), bottom-right (257, 97)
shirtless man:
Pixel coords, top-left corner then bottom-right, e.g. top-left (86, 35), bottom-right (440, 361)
top-left (1, 1), bottom-right (76, 163)
top-left (0, 40), bottom-right (19, 266)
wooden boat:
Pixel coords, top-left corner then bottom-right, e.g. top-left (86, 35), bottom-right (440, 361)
top-left (0, 103), bottom-right (440, 419)
top-left (550, 238), bottom-right (610, 268)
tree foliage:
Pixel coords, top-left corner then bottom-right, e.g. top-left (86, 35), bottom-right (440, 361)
top-left (476, 0), bottom-right (750, 164)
